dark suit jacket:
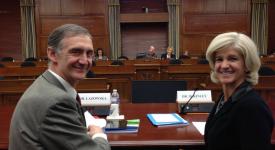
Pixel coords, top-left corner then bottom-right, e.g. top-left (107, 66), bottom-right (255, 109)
top-left (161, 53), bottom-right (176, 60)
top-left (9, 71), bottom-right (110, 150)
top-left (205, 82), bottom-right (274, 150)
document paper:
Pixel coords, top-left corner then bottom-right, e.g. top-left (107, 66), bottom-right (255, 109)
top-left (192, 122), bottom-right (206, 135)
top-left (151, 114), bottom-right (181, 123)
top-left (84, 111), bottom-right (106, 128)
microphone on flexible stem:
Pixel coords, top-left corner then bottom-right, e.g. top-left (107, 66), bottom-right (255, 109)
top-left (180, 88), bottom-right (198, 114)
top-left (180, 83), bottom-right (207, 114)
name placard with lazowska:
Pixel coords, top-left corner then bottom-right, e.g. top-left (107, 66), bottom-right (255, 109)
top-left (79, 93), bottom-right (111, 116)
top-left (176, 90), bottom-right (215, 114)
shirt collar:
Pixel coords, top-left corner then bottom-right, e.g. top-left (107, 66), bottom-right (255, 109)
top-left (48, 69), bottom-right (77, 99)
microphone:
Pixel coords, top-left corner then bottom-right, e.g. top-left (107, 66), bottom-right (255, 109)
top-left (179, 83), bottom-right (214, 114)
top-left (180, 88), bottom-right (198, 114)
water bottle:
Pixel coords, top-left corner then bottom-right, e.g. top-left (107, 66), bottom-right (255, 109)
top-left (110, 89), bottom-right (120, 116)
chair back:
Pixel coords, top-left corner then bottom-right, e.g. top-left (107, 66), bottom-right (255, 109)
top-left (21, 61), bottom-right (36, 67)
top-left (1, 57), bottom-right (14, 62)
top-left (132, 80), bottom-right (187, 103)
top-left (25, 57), bottom-right (38, 61)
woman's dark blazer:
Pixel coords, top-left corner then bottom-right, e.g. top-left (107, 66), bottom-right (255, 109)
top-left (160, 53), bottom-right (176, 60)
top-left (204, 82), bottom-right (274, 150)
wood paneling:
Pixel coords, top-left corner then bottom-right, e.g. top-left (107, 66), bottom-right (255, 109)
top-left (120, 0), bottom-right (167, 14)
top-left (37, 0), bottom-right (61, 15)
top-left (84, 0), bottom-right (107, 15)
top-left (61, 0), bottom-right (84, 15)
top-left (226, 0), bottom-right (248, 13)
top-left (268, 0), bottom-right (275, 53)
top-left (35, 0), bottom-right (109, 58)
top-left (121, 23), bottom-right (168, 59)
top-left (204, 0), bottom-right (226, 13)
top-left (180, 0), bottom-right (250, 57)
top-left (183, 14), bottom-right (248, 34)
top-left (182, 0), bottom-right (204, 13)
top-left (39, 16), bottom-right (106, 36)
top-left (0, 1), bottom-right (21, 60)
top-left (120, 13), bottom-right (168, 23)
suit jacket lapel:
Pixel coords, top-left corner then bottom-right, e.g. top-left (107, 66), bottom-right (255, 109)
top-left (42, 70), bottom-right (66, 91)
top-left (42, 70), bottom-right (86, 126)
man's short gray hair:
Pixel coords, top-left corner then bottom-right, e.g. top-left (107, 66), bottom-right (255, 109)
top-left (47, 24), bottom-right (92, 52)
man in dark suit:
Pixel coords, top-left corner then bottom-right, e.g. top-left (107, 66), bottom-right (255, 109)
top-left (9, 24), bottom-right (110, 150)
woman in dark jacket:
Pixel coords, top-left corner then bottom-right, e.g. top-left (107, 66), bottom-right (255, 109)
top-left (161, 47), bottom-right (176, 60)
top-left (204, 32), bottom-right (274, 150)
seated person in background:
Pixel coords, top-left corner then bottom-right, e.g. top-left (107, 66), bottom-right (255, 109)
top-left (161, 47), bottom-right (176, 60)
top-left (95, 48), bottom-right (108, 60)
top-left (179, 51), bottom-right (190, 59)
top-left (146, 45), bottom-right (157, 59)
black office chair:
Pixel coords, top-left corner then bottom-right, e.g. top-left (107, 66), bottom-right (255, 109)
top-left (118, 56), bottom-right (129, 60)
top-left (111, 60), bottom-right (124, 65)
top-left (21, 61), bottom-right (36, 67)
top-left (132, 80), bottom-right (187, 103)
top-left (197, 58), bottom-right (209, 64)
top-left (258, 66), bottom-right (275, 76)
top-left (86, 70), bottom-right (96, 78)
top-left (179, 55), bottom-right (190, 60)
top-left (169, 59), bottom-right (182, 65)
top-left (25, 57), bottom-right (38, 62)
top-left (136, 53), bottom-right (146, 59)
top-left (1, 57), bottom-right (14, 62)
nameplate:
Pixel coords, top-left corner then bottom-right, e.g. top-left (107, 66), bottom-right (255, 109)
top-left (177, 90), bottom-right (212, 103)
top-left (79, 93), bottom-right (111, 106)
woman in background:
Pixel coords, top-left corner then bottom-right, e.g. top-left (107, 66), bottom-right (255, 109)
top-left (204, 32), bottom-right (273, 150)
top-left (95, 48), bottom-right (108, 60)
top-left (161, 47), bottom-right (176, 60)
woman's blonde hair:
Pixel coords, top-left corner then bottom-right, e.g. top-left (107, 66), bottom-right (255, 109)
top-left (206, 32), bottom-right (261, 85)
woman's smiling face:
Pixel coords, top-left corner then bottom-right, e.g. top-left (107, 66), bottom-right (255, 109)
top-left (214, 47), bottom-right (247, 88)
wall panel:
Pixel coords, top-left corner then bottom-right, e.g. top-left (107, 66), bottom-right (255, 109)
top-left (61, 0), bottom-right (84, 15)
top-left (183, 14), bottom-right (248, 34)
top-left (85, 0), bottom-right (107, 15)
top-left (268, 0), bottom-right (275, 52)
top-left (180, 0), bottom-right (250, 57)
top-left (39, 16), bottom-right (106, 36)
top-left (182, 0), bottom-right (203, 13)
top-left (226, 0), bottom-right (248, 13)
top-left (37, 0), bottom-right (61, 15)
top-left (35, 0), bottom-right (109, 59)
top-left (204, 0), bottom-right (225, 13)
top-left (121, 23), bottom-right (168, 59)
top-left (0, 1), bottom-right (21, 60)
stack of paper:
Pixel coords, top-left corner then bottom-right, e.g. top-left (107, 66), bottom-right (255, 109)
top-left (105, 119), bottom-right (140, 133)
top-left (147, 113), bottom-right (189, 127)
top-left (84, 111), bottom-right (106, 128)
